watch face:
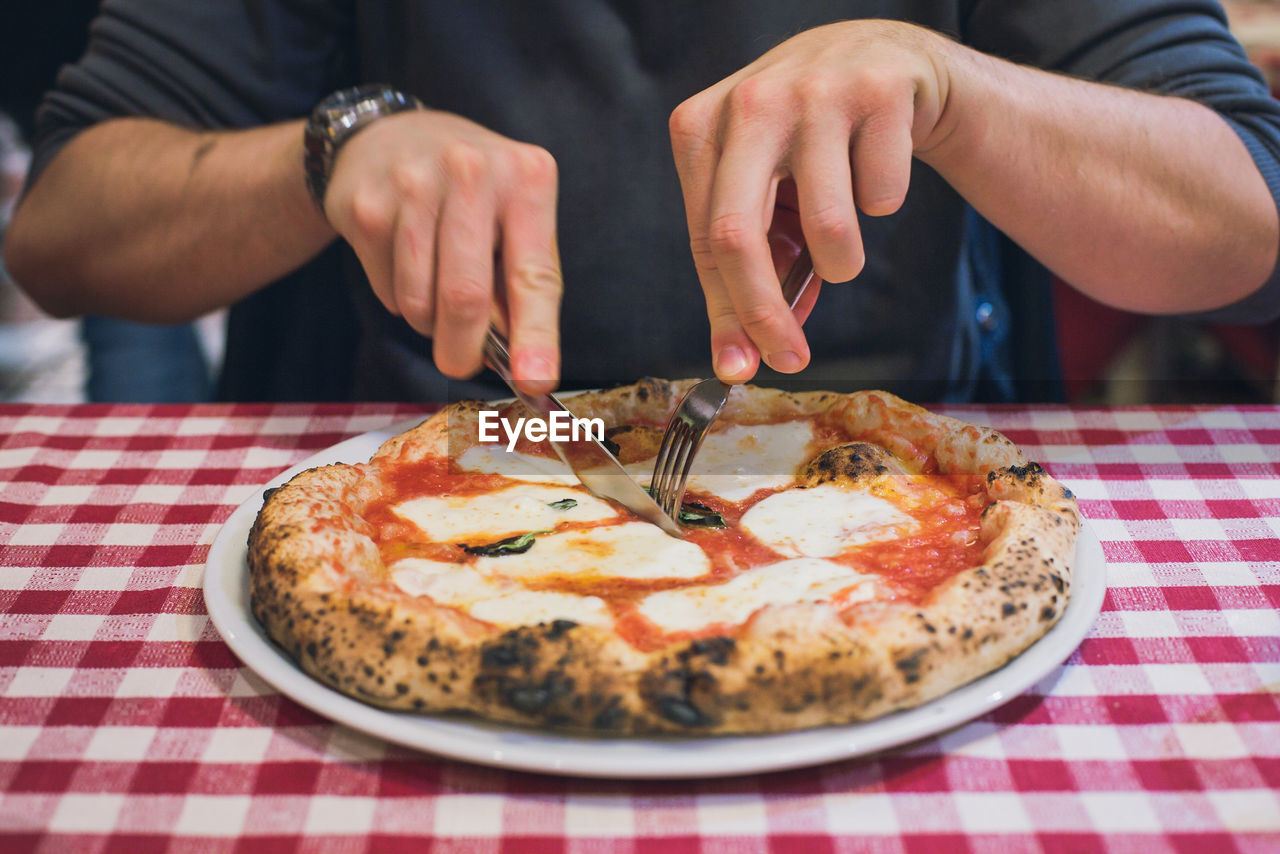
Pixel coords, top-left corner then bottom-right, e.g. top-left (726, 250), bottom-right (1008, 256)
top-left (304, 85), bottom-right (422, 208)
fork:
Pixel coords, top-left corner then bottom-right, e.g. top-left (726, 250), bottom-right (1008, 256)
top-left (649, 248), bottom-right (816, 519)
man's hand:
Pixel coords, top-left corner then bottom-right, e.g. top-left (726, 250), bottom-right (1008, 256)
top-left (671, 17), bottom-right (1277, 385)
top-left (670, 21), bottom-right (953, 383)
top-left (324, 110), bottom-right (563, 393)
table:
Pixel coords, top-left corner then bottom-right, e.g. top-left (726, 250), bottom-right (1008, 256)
top-left (0, 402), bottom-right (1277, 853)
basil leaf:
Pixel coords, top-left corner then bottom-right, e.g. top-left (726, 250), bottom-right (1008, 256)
top-left (547, 498), bottom-right (578, 511)
top-left (678, 501), bottom-right (726, 528)
top-left (461, 530), bottom-right (548, 557)
top-left (641, 486), bottom-right (726, 528)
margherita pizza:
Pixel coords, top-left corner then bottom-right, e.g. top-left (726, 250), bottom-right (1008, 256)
top-left (248, 379), bottom-right (1079, 735)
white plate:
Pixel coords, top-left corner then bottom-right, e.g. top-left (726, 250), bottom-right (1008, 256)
top-left (204, 417), bottom-right (1107, 779)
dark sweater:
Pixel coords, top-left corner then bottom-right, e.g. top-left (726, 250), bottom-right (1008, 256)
top-left (29, 0), bottom-right (1280, 401)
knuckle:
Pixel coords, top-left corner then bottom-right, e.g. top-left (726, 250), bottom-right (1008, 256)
top-left (512, 144), bottom-right (557, 186)
top-left (669, 98), bottom-right (710, 142)
top-left (736, 301), bottom-right (788, 337)
top-left (389, 162), bottom-right (436, 201)
top-left (707, 212), bottom-right (756, 256)
top-left (442, 142), bottom-right (489, 187)
top-left (726, 76), bottom-right (784, 118)
top-left (795, 74), bottom-right (840, 108)
top-left (437, 277), bottom-right (491, 319)
top-left (349, 189), bottom-right (393, 238)
top-left (509, 259), bottom-right (563, 299)
top-left (852, 67), bottom-right (905, 109)
top-left (805, 203), bottom-right (854, 246)
top-left (688, 236), bottom-right (718, 270)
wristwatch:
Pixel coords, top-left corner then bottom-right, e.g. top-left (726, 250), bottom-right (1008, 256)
top-left (303, 84), bottom-right (423, 210)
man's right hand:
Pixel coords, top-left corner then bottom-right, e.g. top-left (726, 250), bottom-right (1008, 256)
top-left (323, 110), bottom-right (563, 394)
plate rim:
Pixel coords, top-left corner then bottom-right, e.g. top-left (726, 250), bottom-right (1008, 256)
top-left (203, 416), bottom-right (1106, 779)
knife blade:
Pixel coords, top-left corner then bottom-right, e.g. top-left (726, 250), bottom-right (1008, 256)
top-left (482, 329), bottom-right (685, 538)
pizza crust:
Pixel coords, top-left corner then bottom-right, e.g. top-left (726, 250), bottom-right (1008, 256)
top-left (248, 380), bottom-right (1079, 734)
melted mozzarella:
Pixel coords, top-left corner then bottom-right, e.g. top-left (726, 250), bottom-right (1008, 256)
top-left (456, 444), bottom-right (577, 485)
top-left (392, 482), bottom-right (617, 542)
top-left (741, 483), bottom-right (914, 558)
top-left (637, 558), bottom-right (880, 633)
top-left (611, 420), bottom-right (815, 501)
top-left (391, 557), bottom-right (611, 627)
top-left (475, 521), bottom-right (710, 581)
top-left (687, 420), bottom-right (816, 501)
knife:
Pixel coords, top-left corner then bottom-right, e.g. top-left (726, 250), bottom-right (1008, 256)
top-left (482, 329), bottom-right (686, 538)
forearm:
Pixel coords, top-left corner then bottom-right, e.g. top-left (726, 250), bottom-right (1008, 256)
top-left (920, 43), bottom-right (1279, 314)
top-left (3, 118), bottom-right (335, 322)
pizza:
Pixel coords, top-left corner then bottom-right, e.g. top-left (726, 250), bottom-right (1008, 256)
top-left (248, 379), bottom-right (1079, 735)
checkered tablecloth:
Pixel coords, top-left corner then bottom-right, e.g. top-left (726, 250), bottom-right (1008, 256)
top-left (0, 402), bottom-right (1277, 853)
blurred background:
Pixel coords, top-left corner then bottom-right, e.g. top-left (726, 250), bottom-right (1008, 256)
top-left (0, 1), bottom-right (223, 404)
top-left (0, 2), bottom-right (1277, 404)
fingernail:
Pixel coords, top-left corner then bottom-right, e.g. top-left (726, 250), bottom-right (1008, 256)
top-left (768, 350), bottom-right (804, 373)
top-left (517, 354), bottom-right (557, 384)
top-left (715, 346), bottom-right (749, 377)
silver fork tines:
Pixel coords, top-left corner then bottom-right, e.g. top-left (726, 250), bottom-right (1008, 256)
top-left (651, 406), bottom-right (708, 518)
top-left (648, 247), bottom-right (816, 522)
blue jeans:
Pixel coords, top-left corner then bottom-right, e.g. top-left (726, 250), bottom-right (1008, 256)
top-left (81, 316), bottom-right (213, 403)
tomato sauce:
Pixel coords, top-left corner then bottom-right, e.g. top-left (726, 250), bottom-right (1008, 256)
top-left (358, 419), bottom-right (987, 649)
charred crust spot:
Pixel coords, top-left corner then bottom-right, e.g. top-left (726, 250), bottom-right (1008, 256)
top-left (801, 443), bottom-right (894, 487)
top-left (1012, 461), bottom-right (1046, 479)
top-left (680, 636), bottom-right (735, 666)
top-left (895, 648), bottom-right (927, 684)
top-left (1002, 603), bottom-right (1017, 618)
top-left (1040, 606), bottom-right (1057, 621)
top-left (655, 696), bottom-right (713, 728)
top-left (591, 698), bottom-right (627, 731)
top-left (482, 643), bottom-right (523, 668)
top-left (501, 671), bottom-right (576, 715)
top-left (545, 619), bottom-right (578, 640)
top-left (381, 632), bottom-right (401, 660)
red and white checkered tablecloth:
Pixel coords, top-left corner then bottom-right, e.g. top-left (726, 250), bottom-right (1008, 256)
top-left (0, 402), bottom-right (1277, 853)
